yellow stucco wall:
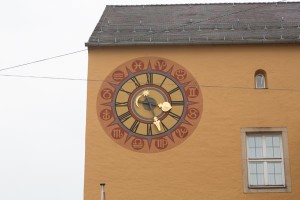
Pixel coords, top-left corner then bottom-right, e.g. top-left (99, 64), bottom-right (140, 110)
top-left (84, 44), bottom-right (300, 200)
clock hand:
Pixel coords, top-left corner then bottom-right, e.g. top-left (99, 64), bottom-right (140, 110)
top-left (158, 102), bottom-right (172, 112)
top-left (138, 100), bottom-right (157, 106)
top-left (145, 96), bottom-right (155, 116)
top-left (142, 90), bottom-right (150, 96)
top-left (143, 89), bottom-right (171, 112)
top-left (135, 90), bottom-right (150, 107)
top-left (145, 96), bottom-right (161, 131)
top-left (153, 117), bottom-right (161, 131)
top-left (137, 100), bottom-right (172, 112)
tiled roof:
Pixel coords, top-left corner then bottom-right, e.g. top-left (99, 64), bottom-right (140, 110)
top-left (86, 2), bottom-right (300, 46)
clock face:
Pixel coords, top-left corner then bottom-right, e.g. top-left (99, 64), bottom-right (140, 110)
top-left (97, 57), bottom-right (202, 153)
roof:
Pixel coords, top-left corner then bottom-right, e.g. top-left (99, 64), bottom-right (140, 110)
top-left (86, 2), bottom-right (300, 46)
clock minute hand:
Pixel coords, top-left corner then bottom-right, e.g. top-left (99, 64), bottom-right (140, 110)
top-left (153, 117), bottom-right (161, 131)
top-left (145, 96), bottom-right (161, 131)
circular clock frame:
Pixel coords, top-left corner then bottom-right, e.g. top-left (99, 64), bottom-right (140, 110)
top-left (97, 57), bottom-right (203, 153)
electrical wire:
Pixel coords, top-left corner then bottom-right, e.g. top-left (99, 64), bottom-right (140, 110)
top-left (0, 74), bottom-right (95, 81)
top-left (0, 0), bottom-right (298, 94)
top-left (1, 73), bottom-right (300, 92)
top-left (0, 0), bottom-right (289, 73)
top-left (0, 49), bottom-right (87, 72)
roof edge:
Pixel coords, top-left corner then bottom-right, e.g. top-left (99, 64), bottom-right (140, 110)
top-left (105, 1), bottom-right (300, 7)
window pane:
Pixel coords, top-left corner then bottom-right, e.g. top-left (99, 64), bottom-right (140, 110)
top-left (256, 162), bottom-right (264, 173)
top-left (257, 174), bottom-right (264, 185)
top-left (255, 137), bottom-right (263, 157)
top-left (268, 174), bottom-right (275, 185)
top-left (249, 162), bottom-right (265, 186)
top-left (268, 162), bottom-right (275, 173)
top-left (247, 136), bottom-right (255, 147)
top-left (268, 163), bottom-right (275, 185)
top-left (255, 137), bottom-right (262, 147)
top-left (274, 147), bottom-right (281, 158)
top-left (249, 163), bottom-right (257, 173)
top-left (265, 136), bottom-right (282, 158)
top-left (267, 162), bottom-right (284, 185)
top-left (266, 147), bottom-right (274, 158)
top-left (265, 136), bottom-right (273, 146)
top-left (275, 174), bottom-right (283, 185)
top-left (247, 136), bottom-right (264, 158)
top-left (275, 163), bottom-right (282, 173)
top-left (273, 136), bottom-right (280, 146)
top-left (249, 173), bottom-right (258, 185)
top-left (256, 147), bottom-right (263, 158)
top-left (248, 147), bottom-right (256, 158)
top-left (256, 74), bottom-right (265, 88)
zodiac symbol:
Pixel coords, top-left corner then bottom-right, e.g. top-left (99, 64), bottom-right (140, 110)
top-left (111, 128), bottom-right (124, 139)
top-left (100, 109), bottom-right (113, 121)
top-left (175, 126), bottom-right (188, 138)
top-left (186, 87), bottom-right (199, 98)
top-left (174, 69), bottom-right (187, 82)
top-left (112, 70), bottom-right (125, 82)
top-left (187, 108), bottom-right (200, 120)
top-left (155, 138), bottom-right (168, 149)
top-left (132, 138), bottom-right (144, 150)
top-left (101, 88), bottom-right (113, 100)
top-left (154, 60), bottom-right (167, 71)
top-left (132, 60), bottom-right (144, 72)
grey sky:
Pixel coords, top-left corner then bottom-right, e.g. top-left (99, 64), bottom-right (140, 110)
top-left (0, 0), bottom-right (292, 199)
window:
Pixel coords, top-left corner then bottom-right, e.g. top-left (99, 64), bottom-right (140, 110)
top-left (255, 69), bottom-right (267, 89)
top-left (241, 128), bottom-right (291, 193)
top-left (247, 135), bottom-right (284, 186)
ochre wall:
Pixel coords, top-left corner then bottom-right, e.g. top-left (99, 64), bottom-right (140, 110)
top-left (84, 44), bottom-right (300, 200)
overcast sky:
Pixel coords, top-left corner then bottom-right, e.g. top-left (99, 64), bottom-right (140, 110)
top-left (0, 0), bottom-right (295, 200)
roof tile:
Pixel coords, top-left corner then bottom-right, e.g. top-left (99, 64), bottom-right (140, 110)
top-left (86, 2), bottom-right (300, 46)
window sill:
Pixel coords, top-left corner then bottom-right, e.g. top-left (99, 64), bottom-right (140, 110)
top-left (249, 185), bottom-right (286, 189)
top-left (255, 87), bottom-right (268, 89)
top-left (245, 185), bottom-right (290, 193)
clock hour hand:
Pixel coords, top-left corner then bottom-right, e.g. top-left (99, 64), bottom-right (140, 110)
top-left (138, 100), bottom-right (157, 106)
top-left (158, 102), bottom-right (172, 112)
top-left (137, 100), bottom-right (172, 112)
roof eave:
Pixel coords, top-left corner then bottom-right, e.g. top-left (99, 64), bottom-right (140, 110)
top-left (85, 39), bottom-right (300, 47)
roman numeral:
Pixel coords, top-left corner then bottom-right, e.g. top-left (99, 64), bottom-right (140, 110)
top-left (147, 124), bottom-right (152, 135)
top-left (160, 76), bottom-right (167, 87)
top-left (131, 77), bottom-right (141, 87)
top-left (169, 111), bottom-right (181, 121)
top-left (115, 102), bottom-right (128, 107)
top-left (161, 121), bottom-right (169, 132)
top-left (168, 86), bottom-right (180, 94)
top-left (146, 73), bottom-right (153, 84)
top-left (171, 101), bottom-right (184, 106)
top-left (130, 120), bottom-right (140, 132)
top-left (119, 88), bottom-right (132, 95)
top-left (118, 111), bottom-right (132, 123)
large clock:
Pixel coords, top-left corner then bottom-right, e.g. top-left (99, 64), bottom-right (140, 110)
top-left (97, 57), bottom-right (202, 153)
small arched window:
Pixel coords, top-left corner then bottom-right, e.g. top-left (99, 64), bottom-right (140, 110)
top-left (255, 69), bottom-right (267, 89)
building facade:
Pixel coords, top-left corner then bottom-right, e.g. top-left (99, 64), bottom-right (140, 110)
top-left (84, 3), bottom-right (300, 200)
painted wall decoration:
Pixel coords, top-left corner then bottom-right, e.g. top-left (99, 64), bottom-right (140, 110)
top-left (97, 57), bottom-right (203, 153)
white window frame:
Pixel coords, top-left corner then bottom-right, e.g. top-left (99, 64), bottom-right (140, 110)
top-left (241, 127), bottom-right (291, 193)
top-left (247, 134), bottom-right (285, 187)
